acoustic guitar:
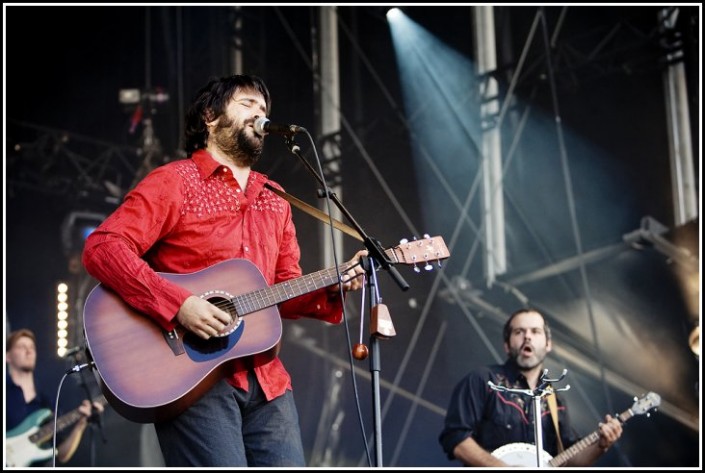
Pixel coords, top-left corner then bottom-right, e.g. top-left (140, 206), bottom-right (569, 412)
top-left (83, 236), bottom-right (449, 423)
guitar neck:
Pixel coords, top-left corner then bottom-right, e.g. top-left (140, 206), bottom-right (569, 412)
top-left (233, 260), bottom-right (362, 316)
top-left (213, 236), bottom-right (449, 318)
top-left (29, 395), bottom-right (107, 445)
top-left (549, 408), bottom-right (632, 467)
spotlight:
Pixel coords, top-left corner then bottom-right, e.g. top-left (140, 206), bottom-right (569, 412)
top-left (386, 7), bottom-right (403, 20)
top-left (60, 211), bottom-right (106, 255)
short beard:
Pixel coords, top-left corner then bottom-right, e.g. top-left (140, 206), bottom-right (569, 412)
top-left (210, 115), bottom-right (263, 167)
top-left (508, 346), bottom-right (543, 371)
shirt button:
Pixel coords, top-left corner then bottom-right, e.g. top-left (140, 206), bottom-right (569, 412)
top-left (244, 246), bottom-right (249, 252)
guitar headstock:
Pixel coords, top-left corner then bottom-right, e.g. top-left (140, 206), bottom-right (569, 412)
top-left (387, 235), bottom-right (450, 272)
top-left (630, 392), bottom-right (661, 416)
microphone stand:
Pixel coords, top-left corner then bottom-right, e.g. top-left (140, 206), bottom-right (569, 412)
top-left (69, 349), bottom-right (106, 466)
top-left (361, 255), bottom-right (397, 467)
top-left (282, 133), bottom-right (407, 466)
top-left (283, 134), bottom-right (410, 293)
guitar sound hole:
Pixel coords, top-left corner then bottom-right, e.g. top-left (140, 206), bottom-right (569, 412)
top-left (202, 291), bottom-right (242, 337)
top-left (182, 292), bottom-right (245, 360)
top-left (206, 296), bottom-right (237, 322)
top-left (205, 295), bottom-right (241, 337)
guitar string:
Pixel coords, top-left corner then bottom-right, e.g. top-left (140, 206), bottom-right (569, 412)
top-left (208, 263), bottom-right (356, 317)
top-left (205, 243), bottom-right (445, 318)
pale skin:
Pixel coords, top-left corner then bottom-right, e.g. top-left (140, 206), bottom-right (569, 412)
top-left (452, 311), bottom-right (623, 467)
top-left (6, 335), bottom-right (105, 464)
top-left (176, 88), bottom-right (366, 340)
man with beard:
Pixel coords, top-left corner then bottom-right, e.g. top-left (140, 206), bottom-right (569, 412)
top-left (82, 74), bottom-right (366, 467)
top-left (438, 309), bottom-right (623, 466)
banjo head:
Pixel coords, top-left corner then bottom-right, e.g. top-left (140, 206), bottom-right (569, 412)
top-left (492, 442), bottom-right (553, 467)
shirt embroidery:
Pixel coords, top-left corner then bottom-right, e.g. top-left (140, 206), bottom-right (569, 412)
top-left (251, 187), bottom-right (286, 213)
top-left (175, 161), bottom-right (241, 217)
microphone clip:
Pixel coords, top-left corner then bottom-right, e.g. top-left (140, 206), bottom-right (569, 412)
top-left (66, 361), bottom-right (96, 375)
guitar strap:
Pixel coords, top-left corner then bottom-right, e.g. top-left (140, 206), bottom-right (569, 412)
top-left (547, 390), bottom-right (565, 453)
top-left (264, 183), bottom-right (363, 241)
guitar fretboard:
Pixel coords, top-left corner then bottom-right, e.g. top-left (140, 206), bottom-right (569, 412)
top-left (29, 395), bottom-right (107, 445)
top-left (549, 408), bottom-right (633, 466)
top-left (231, 263), bottom-right (357, 316)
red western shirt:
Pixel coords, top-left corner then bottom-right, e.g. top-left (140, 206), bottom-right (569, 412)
top-left (82, 149), bottom-right (345, 400)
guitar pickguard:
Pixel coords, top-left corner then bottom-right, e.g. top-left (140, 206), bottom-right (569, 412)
top-left (183, 320), bottom-right (245, 361)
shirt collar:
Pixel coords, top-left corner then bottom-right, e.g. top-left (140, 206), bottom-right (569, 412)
top-left (191, 149), bottom-right (224, 178)
top-left (503, 358), bottom-right (528, 385)
top-left (190, 149), bottom-right (269, 193)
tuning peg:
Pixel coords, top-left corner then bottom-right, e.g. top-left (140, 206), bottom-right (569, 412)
top-left (399, 238), bottom-right (408, 244)
top-left (413, 263), bottom-right (420, 273)
top-left (424, 263), bottom-right (433, 271)
top-left (423, 233), bottom-right (430, 239)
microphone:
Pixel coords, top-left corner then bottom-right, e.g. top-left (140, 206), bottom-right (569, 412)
top-left (254, 117), bottom-right (305, 136)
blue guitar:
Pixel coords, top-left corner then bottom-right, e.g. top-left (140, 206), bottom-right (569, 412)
top-left (5, 395), bottom-right (107, 467)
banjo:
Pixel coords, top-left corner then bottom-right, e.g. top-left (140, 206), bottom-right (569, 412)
top-left (492, 392), bottom-right (660, 467)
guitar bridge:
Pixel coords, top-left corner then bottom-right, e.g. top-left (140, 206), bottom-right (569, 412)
top-left (163, 329), bottom-right (185, 356)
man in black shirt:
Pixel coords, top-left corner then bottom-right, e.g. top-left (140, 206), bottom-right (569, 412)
top-left (439, 308), bottom-right (622, 466)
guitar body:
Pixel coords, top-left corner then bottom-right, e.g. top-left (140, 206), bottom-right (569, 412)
top-left (492, 442), bottom-right (553, 467)
top-left (6, 409), bottom-right (54, 467)
top-left (83, 258), bottom-right (282, 424)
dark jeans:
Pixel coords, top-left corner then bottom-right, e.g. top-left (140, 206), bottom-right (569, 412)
top-left (155, 373), bottom-right (305, 467)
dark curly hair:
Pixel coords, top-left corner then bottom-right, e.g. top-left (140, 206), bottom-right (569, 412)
top-left (182, 74), bottom-right (271, 154)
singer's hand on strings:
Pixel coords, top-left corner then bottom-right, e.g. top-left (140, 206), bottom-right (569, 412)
top-left (177, 295), bottom-right (233, 340)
